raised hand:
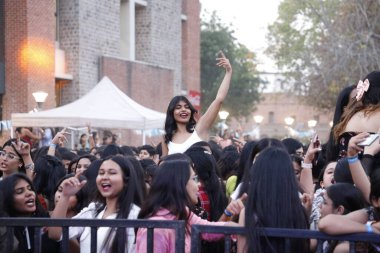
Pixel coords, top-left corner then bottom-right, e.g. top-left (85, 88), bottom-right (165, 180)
top-left (225, 193), bottom-right (247, 216)
top-left (51, 128), bottom-right (70, 146)
top-left (216, 51), bottom-right (232, 73)
top-left (347, 132), bottom-right (369, 157)
top-left (61, 172), bottom-right (87, 197)
top-left (11, 138), bottom-right (31, 158)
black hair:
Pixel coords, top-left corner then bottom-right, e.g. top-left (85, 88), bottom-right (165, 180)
top-left (52, 173), bottom-right (88, 214)
top-left (334, 158), bottom-right (353, 184)
top-left (2, 138), bottom-right (26, 172)
top-left (238, 138), bottom-right (286, 198)
top-left (185, 146), bottom-right (227, 221)
top-left (326, 183), bottom-right (366, 215)
top-left (101, 144), bottom-right (124, 159)
top-left (0, 173), bottom-right (46, 217)
top-left (96, 155), bottom-right (139, 252)
top-left (120, 146), bottom-right (135, 156)
top-left (138, 158), bottom-right (194, 233)
top-left (60, 149), bottom-right (78, 161)
top-left (216, 147), bottom-right (240, 180)
top-left (235, 141), bottom-right (256, 188)
top-left (73, 154), bottom-right (97, 173)
top-left (245, 147), bottom-right (309, 253)
top-left (207, 140), bottom-right (223, 163)
top-left (190, 141), bottom-right (211, 149)
top-left (33, 155), bottom-right (66, 210)
top-left (282, 138), bottom-right (303, 155)
top-left (125, 156), bottom-right (147, 205)
top-left (82, 159), bottom-right (102, 203)
top-left (164, 96), bottom-right (197, 144)
top-left (138, 145), bottom-right (156, 156)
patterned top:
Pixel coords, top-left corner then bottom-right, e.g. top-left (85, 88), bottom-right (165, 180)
top-left (198, 185), bottom-right (211, 221)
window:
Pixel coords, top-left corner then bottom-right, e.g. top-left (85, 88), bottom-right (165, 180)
top-left (268, 111), bottom-right (274, 124)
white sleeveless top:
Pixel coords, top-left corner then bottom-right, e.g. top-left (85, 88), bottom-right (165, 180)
top-left (168, 130), bottom-right (203, 154)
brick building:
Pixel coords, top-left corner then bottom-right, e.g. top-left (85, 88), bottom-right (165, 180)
top-left (0, 0), bottom-right (200, 146)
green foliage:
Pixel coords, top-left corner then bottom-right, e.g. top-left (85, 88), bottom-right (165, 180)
top-left (266, 0), bottom-right (380, 110)
top-left (201, 12), bottom-right (261, 118)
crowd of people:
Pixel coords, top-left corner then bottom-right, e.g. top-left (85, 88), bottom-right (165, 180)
top-left (1, 54), bottom-right (380, 253)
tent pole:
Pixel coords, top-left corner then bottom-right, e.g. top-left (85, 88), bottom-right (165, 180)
top-left (142, 130), bottom-right (146, 145)
top-left (71, 129), bottom-right (75, 150)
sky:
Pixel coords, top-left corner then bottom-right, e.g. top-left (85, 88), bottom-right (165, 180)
top-left (199, 0), bottom-right (282, 72)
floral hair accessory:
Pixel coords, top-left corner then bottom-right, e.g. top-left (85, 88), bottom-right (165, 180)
top-left (356, 79), bottom-right (370, 101)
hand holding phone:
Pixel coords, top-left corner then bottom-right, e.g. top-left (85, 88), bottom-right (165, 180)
top-left (312, 134), bottom-right (320, 149)
top-left (217, 50), bottom-right (226, 58)
top-left (358, 133), bottom-right (379, 146)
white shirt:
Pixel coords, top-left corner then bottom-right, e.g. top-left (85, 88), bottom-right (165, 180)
top-left (69, 202), bottom-right (140, 253)
top-left (168, 130), bottom-right (203, 155)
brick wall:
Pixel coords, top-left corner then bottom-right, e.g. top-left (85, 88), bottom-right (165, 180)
top-left (181, 0), bottom-right (200, 93)
top-left (4, 0), bottom-right (55, 119)
top-left (135, 0), bottom-right (182, 94)
top-left (58, 0), bottom-right (120, 104)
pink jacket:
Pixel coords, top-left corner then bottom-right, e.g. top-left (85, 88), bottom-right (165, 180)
top-left (136, 208), bottom-right (226, 253)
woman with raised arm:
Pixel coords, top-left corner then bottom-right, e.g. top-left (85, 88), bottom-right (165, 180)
top-left (162, 52), bottom-right (232, 155)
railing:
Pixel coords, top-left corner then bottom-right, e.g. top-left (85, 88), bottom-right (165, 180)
top-left (0, 218), bottom-right (185, 253)
top-left (2, 218), bottom-right (380, 253)
top-left (191, 224), bottom-right (380, 253)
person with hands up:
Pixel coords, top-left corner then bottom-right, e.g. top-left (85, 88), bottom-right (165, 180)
top-left (0, 138), bottom-right (35, 180)
top-left (162, 51), bottom-right (232, 155)
top-left (49, 155), bottom-right (141, 253)
top-left (47, 128), bottom-right (70, 156)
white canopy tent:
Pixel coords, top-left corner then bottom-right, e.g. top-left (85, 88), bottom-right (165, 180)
top-left (11, 76), bottom-right (166, 144)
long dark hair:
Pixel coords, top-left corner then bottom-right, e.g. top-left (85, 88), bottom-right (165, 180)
top-left (96, 155), bottom-right (139, 252)
top-left (326, 183), bottom-right (366, 215)
top-left (235, 141), bottom-right (256, 188)
top-left (325, 85), bottom-right (355, 162)
top-left (0, 173), bottom-right (46, 217)
top-left (33, 155), bottom-right (66, 209)
top-left (238, 138), bottom-right (286, 198)
top-left (164, 96), bottom-right (197, 144)
top-left (185, 146), bottom-right (227, 221)
top-left (245, 147), bottom-right (309, 253)
top-left (138, 158), bottom-right (194, 232)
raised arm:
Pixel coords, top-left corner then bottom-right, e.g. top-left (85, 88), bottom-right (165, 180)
top-left (48, 174), bottom-right (86, 240)
top-left (195, 52), bottom-right (232, 139)
top-left (300, 139), bottom-right (321, 195)
top-left (346, 132), bottom-right (372, 203)
top-left (48, 128), bottom-right (69, 156)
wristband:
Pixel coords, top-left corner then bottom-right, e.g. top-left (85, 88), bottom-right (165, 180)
top-left (25, 163), bottom-right (35, 171)
top-left (347, 155), bottom-right (359, 164)
top-left (301, 162), bottom-right (312, 169)
top-left (224, 209), bottom-right (233, 217)
top-left (50, 143), bottom-right (57, 148)
top-left (366, 222), bottom-right (373, 233)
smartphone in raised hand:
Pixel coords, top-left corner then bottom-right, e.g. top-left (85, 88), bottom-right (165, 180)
top-left (217, 50), bottom-right (225, 58)
top-left (358, 133), bottom-right (379, 146)
top-left (312, 134), bottom-right (320, 148)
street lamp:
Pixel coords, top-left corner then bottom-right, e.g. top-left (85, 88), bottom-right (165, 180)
top-left (253, 115), bottom-right (264, 125)
top-left (218, 111), bottom-right (229, 121)
top-left (218, 110), bottom-right (229, 137)
top-left (253, 115), bottom-right (264, 139)
top-left (284, 116), bottom-right (295, 126)
top-left (308, 119), bottom-right (317, 128)
top-left (32, 91), bottom-right (48, 110)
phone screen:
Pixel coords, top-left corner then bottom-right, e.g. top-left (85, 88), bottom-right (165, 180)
top-left (358, 134), bottom-right (379, 146)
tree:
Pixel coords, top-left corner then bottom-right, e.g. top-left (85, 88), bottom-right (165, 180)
top-left (266, 0), bottom-right (380, 110)
top-left (201, 12), bottom-right (261, 119)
